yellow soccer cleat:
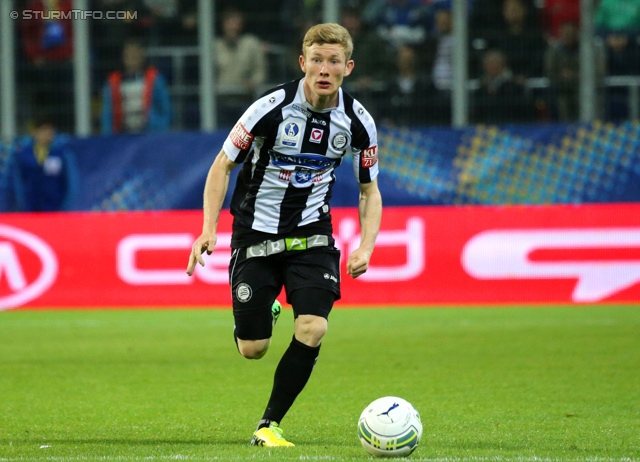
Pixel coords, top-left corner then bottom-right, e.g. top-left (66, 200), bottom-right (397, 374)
top-left (250, 422), bottom-right (295, 447)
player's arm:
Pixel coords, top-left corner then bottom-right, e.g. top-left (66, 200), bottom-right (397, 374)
top-left (186, 149), bottom-right (238, 276)
top-left (347, 178), bottom-right (382, 279)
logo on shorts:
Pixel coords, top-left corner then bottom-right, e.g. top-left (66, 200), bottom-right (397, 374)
top-left (236, 283), bottom-right (252, 302)
top-left (324, 273), bottom-right (338, 283)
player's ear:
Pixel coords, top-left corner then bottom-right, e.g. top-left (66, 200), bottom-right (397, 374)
top-left (344, 59), bottom-right (354, 77)
top-left (299, 54), bottom-right (306, 73)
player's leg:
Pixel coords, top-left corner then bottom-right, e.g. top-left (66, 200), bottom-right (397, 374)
top-left (229, 249), bottom-right (282, 359)
top-left (251, 248), bottom-right (340, 447)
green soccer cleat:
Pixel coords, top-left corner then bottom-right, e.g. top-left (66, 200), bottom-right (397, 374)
top-left (250, 422), bottom-right (294, 447)
top-left (271, 300), bottom-right (282, 326)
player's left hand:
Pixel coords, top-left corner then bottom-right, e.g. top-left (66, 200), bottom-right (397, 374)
top-left (347, 248), bottom-right (371, 279)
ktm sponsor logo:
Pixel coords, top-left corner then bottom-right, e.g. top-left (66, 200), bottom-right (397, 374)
top-left (0, 225), bottom-right (58, 310)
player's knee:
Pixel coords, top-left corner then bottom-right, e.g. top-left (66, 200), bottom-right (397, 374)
top-left (294, 315), bottom-right (328, 347)
top-left (237, 339), bottom-right (270, 359)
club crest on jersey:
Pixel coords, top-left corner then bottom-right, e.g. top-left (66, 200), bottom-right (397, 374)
top-left (361, 145), bottom-right (378, 168)
top-left (310, 128), bottom-right (324, 144)
top-left (332, 132), bottom-right (348, 150)
top-left (282, 122), bottom-right (300, 147)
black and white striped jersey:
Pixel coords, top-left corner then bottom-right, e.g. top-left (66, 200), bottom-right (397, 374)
top-left (222, 78), bottom-right (379, 249)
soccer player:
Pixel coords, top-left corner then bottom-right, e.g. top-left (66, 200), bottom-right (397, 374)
top-left (186, 22), bottom-right (382, 447)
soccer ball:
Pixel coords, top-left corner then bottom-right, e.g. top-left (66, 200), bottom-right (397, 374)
top-left (357, 396), bottom-right (423, 457)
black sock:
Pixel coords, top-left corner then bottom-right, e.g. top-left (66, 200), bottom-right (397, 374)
top-left (256, 418), bottom-right (272, 430)
top-left (261, 335), bottom-right (320, 424)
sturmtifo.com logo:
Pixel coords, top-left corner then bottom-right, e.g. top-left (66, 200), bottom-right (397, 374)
top-left (11, 10), bottom-right (138, 20)
top-left (0, 225), bottom-right (58, 310)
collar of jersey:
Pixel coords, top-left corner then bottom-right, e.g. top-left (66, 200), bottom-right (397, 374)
top-left (298, 78), bottom-right (341, 113)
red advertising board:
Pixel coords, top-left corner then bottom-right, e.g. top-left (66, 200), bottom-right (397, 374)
top-left (1, 204), bottom-right (640, 310)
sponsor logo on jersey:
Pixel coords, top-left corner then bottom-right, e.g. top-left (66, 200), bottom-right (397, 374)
top-left (311, 117), bottom-right (327, 126)
top-left (332, 132), bottom-right (348, 150)
top-left (279, 170), bottom-right (291, 181)
top-left (282, 122), bottom-right (300, 147)
top-left (292, 103), bottom-right (312, 118)
top-left (310, 128), bottom-right (324, 143)
top-left (313, 172), bottom-right (323, 183)
top-left (229, 122), bottom-right (254, 150)
top-left (269, 150), bottom-right (338, 170)
top-left (361, 145), bottom-right (378, 168)
top-left (292, 169), bottom-right (314, 187)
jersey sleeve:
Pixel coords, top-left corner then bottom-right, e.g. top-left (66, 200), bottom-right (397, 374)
top-left (222, 87), bottom-right (285, 163)
top-left (350, 101), bottom-right (379, 184)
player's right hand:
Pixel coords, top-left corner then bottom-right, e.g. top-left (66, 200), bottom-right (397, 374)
top-left (186, 233), bottom-right (217, 276)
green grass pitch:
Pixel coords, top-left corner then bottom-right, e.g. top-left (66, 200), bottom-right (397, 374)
top-left (1, 305), bottom-right (639, 461)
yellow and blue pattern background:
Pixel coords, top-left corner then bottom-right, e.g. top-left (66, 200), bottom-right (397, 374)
top-left (381, 121), bottom-right (640, 205)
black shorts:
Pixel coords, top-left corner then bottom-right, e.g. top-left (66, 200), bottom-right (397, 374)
top-left (229, 246), bottom-right (341, 340)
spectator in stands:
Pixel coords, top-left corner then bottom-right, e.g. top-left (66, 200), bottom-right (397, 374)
top-left (602, 34), bottom-right (640, 77)
top-left (0, 141), bottom-right (18, 212)
top-left (101, 39), bottom-right (172, 134)
top-left (471, 49), bottom-right (535, 124)
top-left (541, 0), bottom-right (580, 39)
top-left (19, 0), bottom-right (75, 133)
top-left (594, 0), bottom-right (640, 120)
top-left (595, 0), bottom-right (640, 77)
top-left (544, 21), bottom-right (605, 121)
top-left (11, 116), bottom-right (79, 212)
top-left (595, 0), bottom-right (640, 75)
top-left (279, 0), bottom-right (324, 46)
top-left (469, 0), bottom-right (544, 79)
top-left (361, 0), bottom-right (432, 49)
top-left (144, 0), bottom-right (180, 46)
top-left (495, 0), bottom-right (547, 79)
top-left (423, 4), bottom-right (454, 124)
top-left (214, 7), bottom-right (267, 127)
top-left (92, 0), bottom-right (152, 83)
top-left (595, 0), bottom-right (640, 37)
top-left (340, 6), bottom-right (394, 118)
top-left (380, 45), bottom-right (433, 127)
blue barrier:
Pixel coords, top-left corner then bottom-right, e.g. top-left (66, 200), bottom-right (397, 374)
top-left (2, 121), bottom-right (640, 212)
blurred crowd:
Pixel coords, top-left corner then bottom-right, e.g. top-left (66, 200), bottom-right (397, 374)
top-left (11, 0), bottom-right (640, 137)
